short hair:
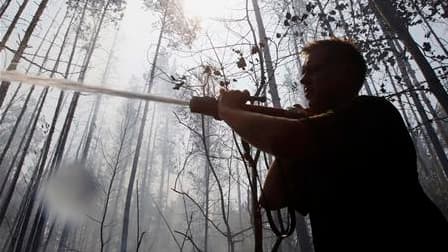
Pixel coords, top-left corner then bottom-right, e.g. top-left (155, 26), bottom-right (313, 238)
top-left (301, 38), bottom-right (367, 91)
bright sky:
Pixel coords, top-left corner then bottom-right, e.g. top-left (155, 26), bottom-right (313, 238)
top-left (112, 0), bottom-right (234, 89)
top-left (182, 0), bottom-right (229, 20)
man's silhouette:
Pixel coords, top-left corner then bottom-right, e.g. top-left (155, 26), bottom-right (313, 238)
top-left (217, 38), bottom-right (448, 251)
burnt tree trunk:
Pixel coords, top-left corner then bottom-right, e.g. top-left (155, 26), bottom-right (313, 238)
top-left (0, 0), bottom-right (30, 53)
top-left (0, 0), bottom-right (49, 107)
top-left (370, 0), bottom-right (448, 114)
top-left (251, 0), bottom-right (281, 108)
top-left (120, 8), bottom-right (167, 251)
top-left (0, 0), bottom-right (12, 18)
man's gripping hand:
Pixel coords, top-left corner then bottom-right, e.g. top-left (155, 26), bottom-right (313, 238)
top-left (287, 104), bottom-right (312, 117)
top-left (218, 89), bottom-right (250, 118)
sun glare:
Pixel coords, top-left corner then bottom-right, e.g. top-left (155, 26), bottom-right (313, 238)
top-left (183, 0), bottom-right (226, 20)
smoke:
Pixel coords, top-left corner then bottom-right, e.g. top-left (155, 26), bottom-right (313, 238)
top-left (40, 161), bottom-right (100, 222)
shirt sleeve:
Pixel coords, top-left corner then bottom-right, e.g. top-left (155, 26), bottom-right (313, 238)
top-left (305, 96), bottom-right (398, 158)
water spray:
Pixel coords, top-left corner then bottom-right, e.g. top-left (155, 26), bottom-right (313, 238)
top-left (0, 71), bottom-right (303, 119)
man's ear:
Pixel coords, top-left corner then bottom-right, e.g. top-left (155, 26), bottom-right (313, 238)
top-left (342, 63), bottom-right (358, 87)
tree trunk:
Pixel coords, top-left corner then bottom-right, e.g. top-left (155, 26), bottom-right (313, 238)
top-left (382, 62), bottom-right (411, 128)
top-left (100, 117), bottom-right (130, 252)
top-left (0, 2), bottom-right (71, 232)
top-left (251, 0), bottom-right (281, 108)
top-left (48, 0), bottom-right (109, 179)
top-left (0, 87), bottom-right (48, 226)
top-left (0, 102), bottom-right (37, 247)
top-left (203, 121), bottom-right (210, 252)
top-left (80, 28), bottom-right (120, 162)
top-left (47, 0), bottom-right (110, 173)
top-left (120, 9), bottom-right (167, 251)
top-left (152, 116), bottom-right (171, 250)
top-left (0, 0), bottom-right (49, 107)
top-left (24, 3), bottom-right (85, 249)
top-left (0, 85), bottom-right (36, 192)
top-left (0, 0), bottom-right (12, 18)
top-left (408, 75), bottom-right (448, 144)
top-left (388, 63), bottom-right (433, 175)
top-left (370, 0), bottom-right (448, 114)
top-left (0, 3), bottom-right (67, 172)
top-left (200, 78), bottom-right (212, 252)
top-left (394, 44), bottom-right (448, 177)
top-left (248, 2), bottom-right (279, 251)
top-left (57, 224), bottom-right (70, 252)
top-left (140, 104), bottom-right (157, 246)
top-left (0, 5), bottom-right (66, 126)
top-left (120, 91), bottom-right (152, 252)
top-left (104, 98), bottom-right (142, 251)
top-left (0, 0), bottom-right (30, 53)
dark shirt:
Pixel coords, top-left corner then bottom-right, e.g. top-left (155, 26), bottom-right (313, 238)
top-left (287, 95), bottom-right (448, 251)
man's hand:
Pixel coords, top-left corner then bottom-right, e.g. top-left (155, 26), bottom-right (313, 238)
top-left (218, 89), bottom-right (250, 108)
top-left (217, 89), bottom-right (312, 158)
top-left (218, 89), bottom-right (250, 118)
top-left (287, 104), bottom-right (312, 117)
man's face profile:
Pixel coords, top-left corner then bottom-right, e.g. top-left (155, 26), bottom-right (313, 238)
top-left (300, 48), bottom-right (355, 112)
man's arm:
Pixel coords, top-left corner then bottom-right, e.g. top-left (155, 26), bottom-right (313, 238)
top-left (218, 90), bottom-right (315, 158)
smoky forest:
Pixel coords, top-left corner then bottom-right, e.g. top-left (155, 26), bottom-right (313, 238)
top-left (0, 0), bottom-right (447, 251)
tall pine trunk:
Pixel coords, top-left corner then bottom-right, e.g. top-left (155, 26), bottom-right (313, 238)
top-left (54, 0), bottom-right (111, 169)
top-left (0, 87), bottom-right (48, 226)
top-left (0, 0), bottom-right (49, 107)
top-left (120, 8), bottom-right (167, 251)
top-left (100, 105), bottom-right (132, 252)
top-left (251, 0), bottom-right (281, 108)
top-left (370, 0), bottom-right (448, 113)
top-left (0, 2), bottom-right (72, 230)
top-left (25, 2), bottom-right (87, 250)
top-left (55, 1), bottom-right (114, 250)
top-left (0, 4), bottom-right (66, 126)
top-left (0, 0), bottom-right (12, 18)
top-left (203, 116), bottom-right (210, 251)
top-left (0, 0), bottom-right (29, 53)
top-left (80, 28), bottom-right (120, 162)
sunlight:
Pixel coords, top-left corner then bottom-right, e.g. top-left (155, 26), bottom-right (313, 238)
top-left (182, 0), bottom-right (227, 20)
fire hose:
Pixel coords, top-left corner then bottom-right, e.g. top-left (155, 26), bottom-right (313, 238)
top-left (0, 71), bottom-right (304, 120)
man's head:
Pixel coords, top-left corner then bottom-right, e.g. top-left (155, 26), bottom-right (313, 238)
top-left (300, 38), bottom-right (367, 113)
